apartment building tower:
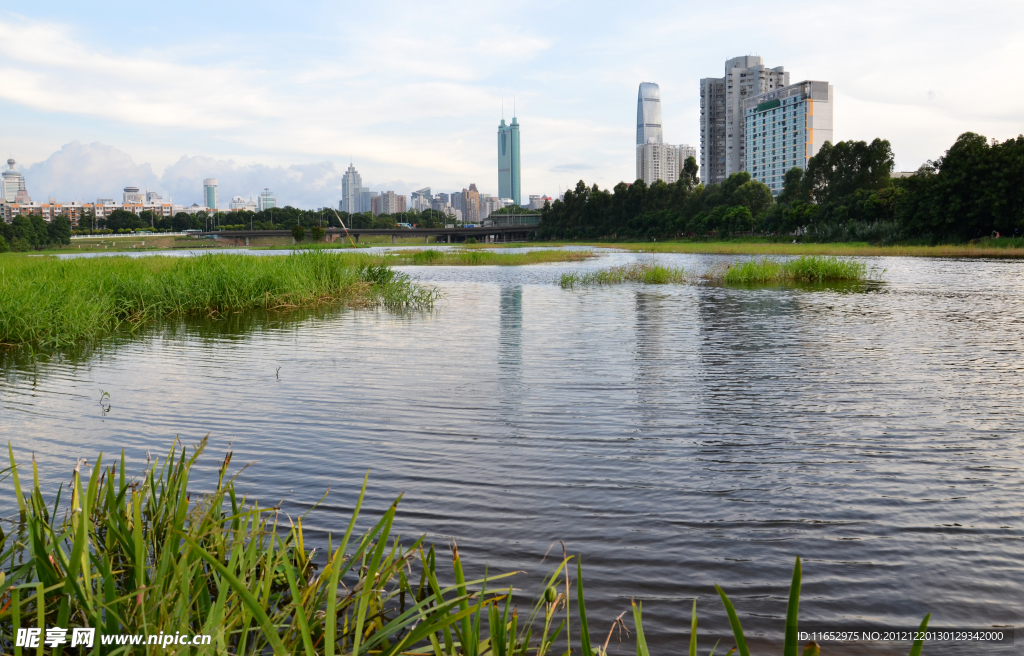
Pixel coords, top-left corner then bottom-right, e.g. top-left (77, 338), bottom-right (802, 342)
top-left (743, 80), bottom-right (834, 195)
top-left (700, 56), bottom-right (789, 186)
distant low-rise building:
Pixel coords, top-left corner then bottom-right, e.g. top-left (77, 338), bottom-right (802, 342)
top-left (229, 196), bottom-right (258, 211)
top-left (0, 198), bottom-right (175, 227)
top-left (527, 195), bottom-right (552, 210)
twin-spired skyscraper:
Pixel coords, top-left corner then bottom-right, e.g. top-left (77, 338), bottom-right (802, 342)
top-left (497, 116), bottom-right (521, 205)
top-left (635, 83), bottom-right (695, 186)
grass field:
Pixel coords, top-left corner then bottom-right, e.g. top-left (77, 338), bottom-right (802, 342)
top-left (0, 251), bottom-right (437, 349)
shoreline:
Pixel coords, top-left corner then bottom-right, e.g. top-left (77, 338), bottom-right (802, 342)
top-left (531, 240), bottom-right (1024, 258)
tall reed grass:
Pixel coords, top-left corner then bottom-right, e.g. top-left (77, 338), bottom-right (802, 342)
top-left (0, 440), bottom-right (931, 656)
top-left (0, 252), bottom-right (438, 349)
top-left (560, 263), bottom-right (689, 288)
top-left (560, 257), bottom-right (868, 290)
top-left (721, 256), bottom-right (867, 284)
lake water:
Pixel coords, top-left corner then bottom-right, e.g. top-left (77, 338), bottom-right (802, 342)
top-left (2, 250), bottom-right (1022, 654)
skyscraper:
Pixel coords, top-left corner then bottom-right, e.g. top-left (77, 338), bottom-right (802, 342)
top-left (636, 82), bottom-right (663, 146)
top-left (497, 117), bottom-right (521, 205)
top-left (700, 56), bottom-right (789, 186)
top-left (341, 164), bottom-right (363, 213)
top-left (203, 178), bottom-right (218, 211)
top-left (2, 159), bottom-right (27, 203)
top-left (634, 83), bottom-right (696, 186)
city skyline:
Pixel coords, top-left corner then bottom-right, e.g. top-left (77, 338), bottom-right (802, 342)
top-left (0, 1), bottom-right (1019, 206)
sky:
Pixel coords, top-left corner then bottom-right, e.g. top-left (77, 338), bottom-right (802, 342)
top-left (2, 0), bottom-right (1022, 208)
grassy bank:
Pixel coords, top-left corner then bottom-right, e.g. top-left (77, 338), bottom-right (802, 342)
top-left (0, 439), bottom-right (930, 655)
top-left (561, 256), bottom-right (870, 289)
top-left (0, 251), bottom-right (437, 349)
top-left (547, 240), bottom-right (1024, 258)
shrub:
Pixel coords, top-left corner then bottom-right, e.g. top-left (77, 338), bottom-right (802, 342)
top-left (292, 225), bottom-right (306, 242)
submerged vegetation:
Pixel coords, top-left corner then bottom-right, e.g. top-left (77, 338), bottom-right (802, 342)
top-left (560, 256), bottom-right (870, 289)
top-left (0, 251), bottom-right (438, 349)
top-left (0, 440), bottom-right (931, 655)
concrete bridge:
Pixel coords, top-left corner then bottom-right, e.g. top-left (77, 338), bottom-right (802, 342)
top-left (200, 225), bottom-right (539, 245)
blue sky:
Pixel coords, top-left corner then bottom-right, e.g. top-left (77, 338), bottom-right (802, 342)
top-left (2, 0), bottom-right (1022, 208)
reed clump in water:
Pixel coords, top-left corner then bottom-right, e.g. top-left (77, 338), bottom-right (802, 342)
top-left (560, 263), bottom-right (689, 288)
top-left (0, 440), bottom-right (932, 656)
top-left (405, 249), bottom-right (593, 266)
top-left (561, 256), bottom-right (868, 289)
top-left (0, 251), bottom-right (438, 349)
top-left (718, 256), bottom-right (867, 284)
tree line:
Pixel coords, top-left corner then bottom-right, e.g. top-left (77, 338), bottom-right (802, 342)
top-left (76, 207), bottom-right (453, 234)
top-left (0, 215), bottom-right (72, 252)
top-left (537, 132), bottom-right (1024, 243)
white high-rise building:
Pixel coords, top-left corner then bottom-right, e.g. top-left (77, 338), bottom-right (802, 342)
top-left (2, 159), bottom-right (28, 203)
top-left (701, 56), bottom-right (789, 186)
top-left (634, 83), bottom-right (696, 186)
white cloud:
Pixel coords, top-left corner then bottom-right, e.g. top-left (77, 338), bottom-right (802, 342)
top-left (23, 142), bottom-right (160, 202)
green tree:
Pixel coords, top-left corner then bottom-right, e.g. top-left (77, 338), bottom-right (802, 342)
top-left (310, 225), bottom-right (325, 242)
top-left (291, 224), bottom-right (306, 242)
top-left (104, 209), bottom-right (146, 232)
top-left (48, 215), bottom-right (72, 245)
top-left (732, 180), bottom-right (774, 218)
top-left (802, 138), bottom-right (894, 205)
top-left (0, 235), bottom-right (9, 253)
top-left (777, 167), bottom-right (806, 205)
top-left (681, 156), bottom-right (700, 189)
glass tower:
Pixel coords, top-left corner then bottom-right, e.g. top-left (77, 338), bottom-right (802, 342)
top-left (636, 83), bottom-right (663, 146)
top-left (497, 117), bottom-right (521, 205)
top-left (203, 178), bottom-right (218, 211)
